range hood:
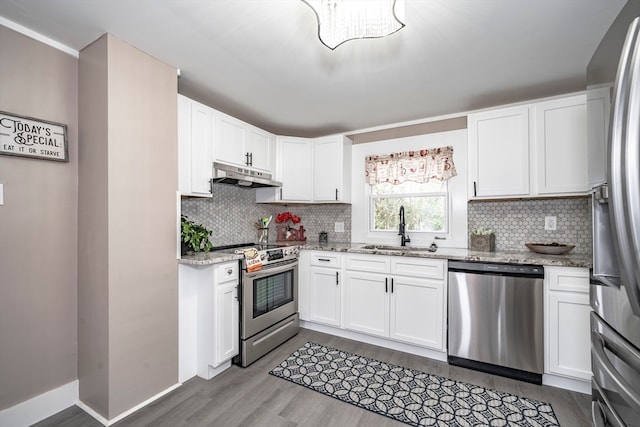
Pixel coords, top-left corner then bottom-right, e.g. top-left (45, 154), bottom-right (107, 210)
top-left (211, 162), bottom-right (282, 188)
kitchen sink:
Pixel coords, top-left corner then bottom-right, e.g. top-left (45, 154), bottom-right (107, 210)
top-left (358, 244), bottom-right (437, 252)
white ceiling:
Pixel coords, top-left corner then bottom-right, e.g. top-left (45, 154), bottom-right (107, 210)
top-left (0, 0), bottom-right (627, 137)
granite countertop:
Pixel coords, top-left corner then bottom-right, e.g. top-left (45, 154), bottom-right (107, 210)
top-left (300, 242), bottom-right (593, 268)
top-left (178, 251), bottom-right (243, 266)
top-left (179, 242), bottom-right (592, 268)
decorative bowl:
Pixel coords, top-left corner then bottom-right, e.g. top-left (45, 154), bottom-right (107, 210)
top-left (525, 243), bottom-right (575, 255)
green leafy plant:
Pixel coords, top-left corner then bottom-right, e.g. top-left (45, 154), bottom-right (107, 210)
top-left (470, 227), bottom-right (494, 235)
top-left (181, 215), bottom-right (213, 253)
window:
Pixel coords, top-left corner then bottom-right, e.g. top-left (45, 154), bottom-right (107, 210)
top-left (370, 179), bottom-right (448, 233)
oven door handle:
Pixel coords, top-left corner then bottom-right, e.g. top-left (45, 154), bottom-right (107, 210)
top-left (244, 260), bottom-right (298, 279)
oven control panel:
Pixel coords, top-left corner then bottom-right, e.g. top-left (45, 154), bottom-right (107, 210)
top-left (265, 246), bottom-right (299, 262)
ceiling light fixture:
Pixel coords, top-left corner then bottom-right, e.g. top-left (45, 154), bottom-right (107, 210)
top-left (301, 0), bottom-right (405, 50)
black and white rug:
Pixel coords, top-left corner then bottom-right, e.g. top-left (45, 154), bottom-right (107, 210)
top-left (269, 342), bottom-right (560, 426)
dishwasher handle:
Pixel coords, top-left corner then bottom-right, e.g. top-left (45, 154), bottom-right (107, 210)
top-left (448, 260), bottom-right (544, 278)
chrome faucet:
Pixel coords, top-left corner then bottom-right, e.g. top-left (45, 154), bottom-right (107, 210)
top-left (399, 205), bottom-right (411, 246)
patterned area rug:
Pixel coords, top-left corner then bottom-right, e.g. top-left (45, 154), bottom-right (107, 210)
top-left (269, 342), bottom-right (560, 426)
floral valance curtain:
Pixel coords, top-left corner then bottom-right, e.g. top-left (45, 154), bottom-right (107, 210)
top-left (365, 146), bottom-right (457, 185)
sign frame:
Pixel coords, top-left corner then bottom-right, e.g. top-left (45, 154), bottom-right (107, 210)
top-left (0, 111), bottom-right (69, 162)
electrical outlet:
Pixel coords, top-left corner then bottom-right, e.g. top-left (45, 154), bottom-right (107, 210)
top-left (545, 216), bottom-right (557, 231)
top-left (334, 222), bottom-right (345, 233)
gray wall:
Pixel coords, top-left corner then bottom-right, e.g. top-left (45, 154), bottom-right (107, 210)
top-left (78, 34), bottom-right (179, 419)
top-left (0, 25), bottom-right (79, 410)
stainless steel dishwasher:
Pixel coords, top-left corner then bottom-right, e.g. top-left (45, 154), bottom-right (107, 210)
top-left (448, 261), bottom-right (544, 384)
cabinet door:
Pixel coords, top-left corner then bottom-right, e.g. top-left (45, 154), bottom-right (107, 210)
top-left (178, 96), bottom-right (213, 197)
top-left (389, 276), bottom-right (444, 350)
top-left (534, 95), bottom-right (588, 195)
top-left (546, 291), bottom-right (591, 380)
top-left (468, 106), bottom-right (530, 198)
top-left (279, 137), bottom-right (312, 201)
top-left (308, 266), bottom-right (341, 327)
top-left (246, 126), bottom-right (274, 172)
top-left (215, 113), bottom-right (246, 167)
top-left (343, 271), bottom-right (389, 337)
top-left (215, 282), bottom-right (239, 366)
top-left (313, 136), bottom-right (341, 201)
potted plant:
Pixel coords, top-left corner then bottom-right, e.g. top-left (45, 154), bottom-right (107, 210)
top-left (180, 215), bottom-right (213, 254)
top-left (470, 227), bottom-right (495, 252)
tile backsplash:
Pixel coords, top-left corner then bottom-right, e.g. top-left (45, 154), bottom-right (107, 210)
top-left (181, 186), bottom-right (351, 247)
top-left (468, 197), bottom-right (592, 254)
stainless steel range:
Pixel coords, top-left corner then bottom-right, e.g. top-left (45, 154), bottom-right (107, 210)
top-left (219, 244), bottom-right (300, 367)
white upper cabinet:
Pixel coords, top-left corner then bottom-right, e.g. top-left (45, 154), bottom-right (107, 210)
top-left (534, 95), bottom-right (588, 195)
top-left (587, 86), bottom-right (611, 188)
top-left (468, 93), bottom-right (588, 199)
top-left (246, 126), bottom-right (274, 172)
top-left (468, 105), bottom-right (530, 198)
top-left (215, 113), bottom-right (245, 167)
top-left (279, 136), bottom-right (313, 201)
top-left (256, 134), bottom-right (352, 204)
top-left (215, 112), bottom-right (275, 173)
top-left (313, 135), bottom-right (352, 202)
top-left (178, 95), bottom-right (214, 197)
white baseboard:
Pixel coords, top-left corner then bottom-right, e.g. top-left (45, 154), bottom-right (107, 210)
top-left (0, 380), bottom-right (183, 427)
top-left (0, 380), bottom-right (78, 427)
top-left (300, 320), bottom-right (448, 362)
top-left (78, 382), bottom-right (182, 426)
top-left (543, 374), bottom-right (591, 395)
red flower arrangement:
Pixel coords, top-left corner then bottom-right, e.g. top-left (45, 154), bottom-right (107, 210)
top-left (275, 211), bottom-right (306, 242)
top-left (275, 211), bottom-right (301, 228)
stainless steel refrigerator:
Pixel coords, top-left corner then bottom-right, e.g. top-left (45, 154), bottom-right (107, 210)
top-left (588, 1), bottom-right (640, 425)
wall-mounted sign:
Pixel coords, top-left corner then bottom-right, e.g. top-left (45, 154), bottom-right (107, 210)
top-left (0, 111), bottom-right (68, 162)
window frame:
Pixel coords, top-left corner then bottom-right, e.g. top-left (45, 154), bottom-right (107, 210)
top-left (368, 181), bottom-right (449, 233)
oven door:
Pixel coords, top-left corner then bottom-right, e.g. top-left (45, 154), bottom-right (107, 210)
top-left (591, 311), bottom-right (640, 426)
top-left (242, 259), bottom-right (298, 339)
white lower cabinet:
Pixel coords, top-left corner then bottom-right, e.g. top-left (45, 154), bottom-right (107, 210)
top-left (215, 281), bottom-right (240, 366)
top-left (544, 266), bottom-right (592, 382)
top-left (179, 261), bottom-right (239, 382)
top-left (305, 251), bottom-right (342, 327)
top-left (344, 270), bottom-right (389, 337)
top-left (343, 254), bottom-right (446, 351)
top-left (390, 275), bottom-right (444, 349)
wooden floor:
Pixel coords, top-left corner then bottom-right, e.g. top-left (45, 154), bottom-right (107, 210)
top-left (34, 328), bottom-right (591, 426)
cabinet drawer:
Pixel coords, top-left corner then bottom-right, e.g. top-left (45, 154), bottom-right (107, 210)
top-left (215, 261), bottom-right (239, 284)
top-left (391, 258), bottom-right (446, 280)
top-left (309, 252), bottom-right (342, 268)
top-left (545, 266), bottom-right (589, 293)
top-left (345, 254), bottom-right (390, 273)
